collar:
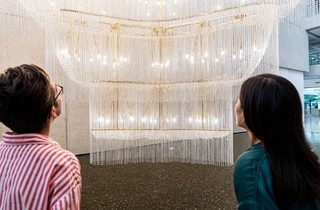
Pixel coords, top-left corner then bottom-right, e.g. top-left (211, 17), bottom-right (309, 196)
top-left (2, 132), bottom-right (60, 147)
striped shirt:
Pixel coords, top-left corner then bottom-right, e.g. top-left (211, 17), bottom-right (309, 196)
top-left (0, 132), bottom-right (82, 210)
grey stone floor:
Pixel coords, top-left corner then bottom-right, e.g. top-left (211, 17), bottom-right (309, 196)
top-left (77, 116), bottom-right (320, 209)
top-left (78, 132), bottom-right (250, 210)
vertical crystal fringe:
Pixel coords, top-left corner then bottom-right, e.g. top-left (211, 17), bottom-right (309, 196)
top-left (12, 0), bottom-right (289, 165)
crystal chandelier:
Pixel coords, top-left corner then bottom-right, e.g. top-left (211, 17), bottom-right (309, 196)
top-left (16, 0), bottom-right (300, 165)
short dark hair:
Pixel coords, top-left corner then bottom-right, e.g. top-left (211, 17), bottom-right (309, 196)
top-left (239, 74), bottom-right (320, 207)
top-left (0, 64), bottom-right (55, 133)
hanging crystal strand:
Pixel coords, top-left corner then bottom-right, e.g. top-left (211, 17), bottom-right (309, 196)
top-left (15, 0), bottom-right (292, 165)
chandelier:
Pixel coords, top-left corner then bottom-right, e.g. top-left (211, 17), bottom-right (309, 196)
top-left (15, 0), bottom-right (300, 165)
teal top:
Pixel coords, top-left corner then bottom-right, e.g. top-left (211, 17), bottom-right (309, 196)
top-left (233, 142), bottom-right (320, 210)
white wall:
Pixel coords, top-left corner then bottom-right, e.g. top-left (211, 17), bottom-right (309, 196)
top-left (0, 28), bottom-right (90, 155)
top-left (279, 22), bottom-right (309, 72)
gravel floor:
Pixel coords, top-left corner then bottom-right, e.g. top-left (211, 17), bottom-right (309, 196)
top-left (78, 133), bottom-right (250, 210)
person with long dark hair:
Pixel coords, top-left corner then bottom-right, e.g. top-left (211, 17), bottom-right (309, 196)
top-left (234, 74), bottom-right (320, 209)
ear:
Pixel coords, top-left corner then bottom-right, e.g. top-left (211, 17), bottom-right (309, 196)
top-left (50, 106), bottom-right (58, 118)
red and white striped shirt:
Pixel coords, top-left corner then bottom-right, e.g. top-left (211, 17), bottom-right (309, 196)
top-left (0, 132), bottom-right (82, 210)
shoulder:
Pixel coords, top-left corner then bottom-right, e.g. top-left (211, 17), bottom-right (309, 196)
top-left (234, 143), bottom-right (267, 174)
top-left (52, 147), bottom-right (81, 170)
top-left (233, 143), bottom-right (276, 207)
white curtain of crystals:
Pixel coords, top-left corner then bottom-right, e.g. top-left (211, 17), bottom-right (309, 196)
top-left (16, 0), bottom-right (300, 165)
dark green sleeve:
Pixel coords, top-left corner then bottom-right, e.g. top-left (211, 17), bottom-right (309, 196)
top-left (238, 200), bottom-right (266, 210)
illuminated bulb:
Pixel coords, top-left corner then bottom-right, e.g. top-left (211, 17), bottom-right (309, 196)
top-left (120, 118), bottom-right (123, 123)
top-left (142, 117), bottom-right (146, 122)
top-left (149, 118), bottom-right (153, 123)
top-left (204, 52), bottom-right (208, 57)
top-left (102, 10), bottom-right (106, 15)
top-left (105, 118), bottom-right (110, 124)
top-left (61, 49), bottom-right (68, 56)
top-left (221, 50), bottom-right (225, 56)
top-left (160, 63), bottom-right (163, 67)
top-left (97, 54), bottom-right (101, 59)
top-left (239, 49), bottom-right (243, 54)
top-left (129, 116), bottom-right (135, 122)
top-left (98, 117), bottom-right (104, 122)
top-left (147, 12), bottom-right (150, 16)
top-left (172, 117), bottom-right (177, 123)
top-left (153, 119), bottom-right (157, 123)
top-left (144, 0), bottom-right (148, 4)
top-left (173, 11), bottom-right (176, 16)
top-left (151, 63), bottom-right (155, 68)
top-left (232, 55), bottom-right (236, 59)
top-left (253, 46), bottom-right (257, 51)
top-left (157, 1), bottom-right (160, 5)
top-left (50, 0), bottom-right (55, 6)
top-left (155, 61), bottom-right (158, 66)
top-left (203, 119), bottom-right (206, 123)
top-left (185, 54), bottom-right (189, 59)
top-left (215, 58), bottom-right (219, 62)
top-left (217, 5), bottom-right (221, 10)
top-left (103, 56), bottom-right (107, 60)
top-left (201, 58), bottom-right (205, 63)
top-left (169, 147), bottom-right (174, 150)
top-left (214, 118), bottom-right (219, 125)
top-left (239, 54), bottom-right (243, 60)
top-left (124, 57), bottom-right (128, 62)
top-left (103, 61), bottom-right (106, 65)
top-left (190, 56), bottom-right (194, 63)
top-left (119, 56), bottom-right (123, 62)
top-left (117, 62), bottom-right (120, 66)
top-left (77, 57), bottom-right (81, 62)
top-left (188, 117), bottom-right (193, 122)
top-left (174, 0), bottom-right (177, 3)
top-left (89, 57), bottom-right (93, 62)
top-left (163, 1), bottom-right (166, 5)
top-left (166, 118), bottom-right (169, 123)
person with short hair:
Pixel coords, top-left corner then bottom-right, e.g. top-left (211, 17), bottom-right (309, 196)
top-left (234, 74), bottom-right (320, 209)
top-left (0, 64), bottom-right (81, 210)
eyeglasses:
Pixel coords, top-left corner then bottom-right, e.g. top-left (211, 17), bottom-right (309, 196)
top-left (54, 85), bottom-right (64, 101)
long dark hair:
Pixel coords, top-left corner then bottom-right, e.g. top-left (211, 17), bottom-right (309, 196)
top-left (239, 74), bottom-right (320, 208)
